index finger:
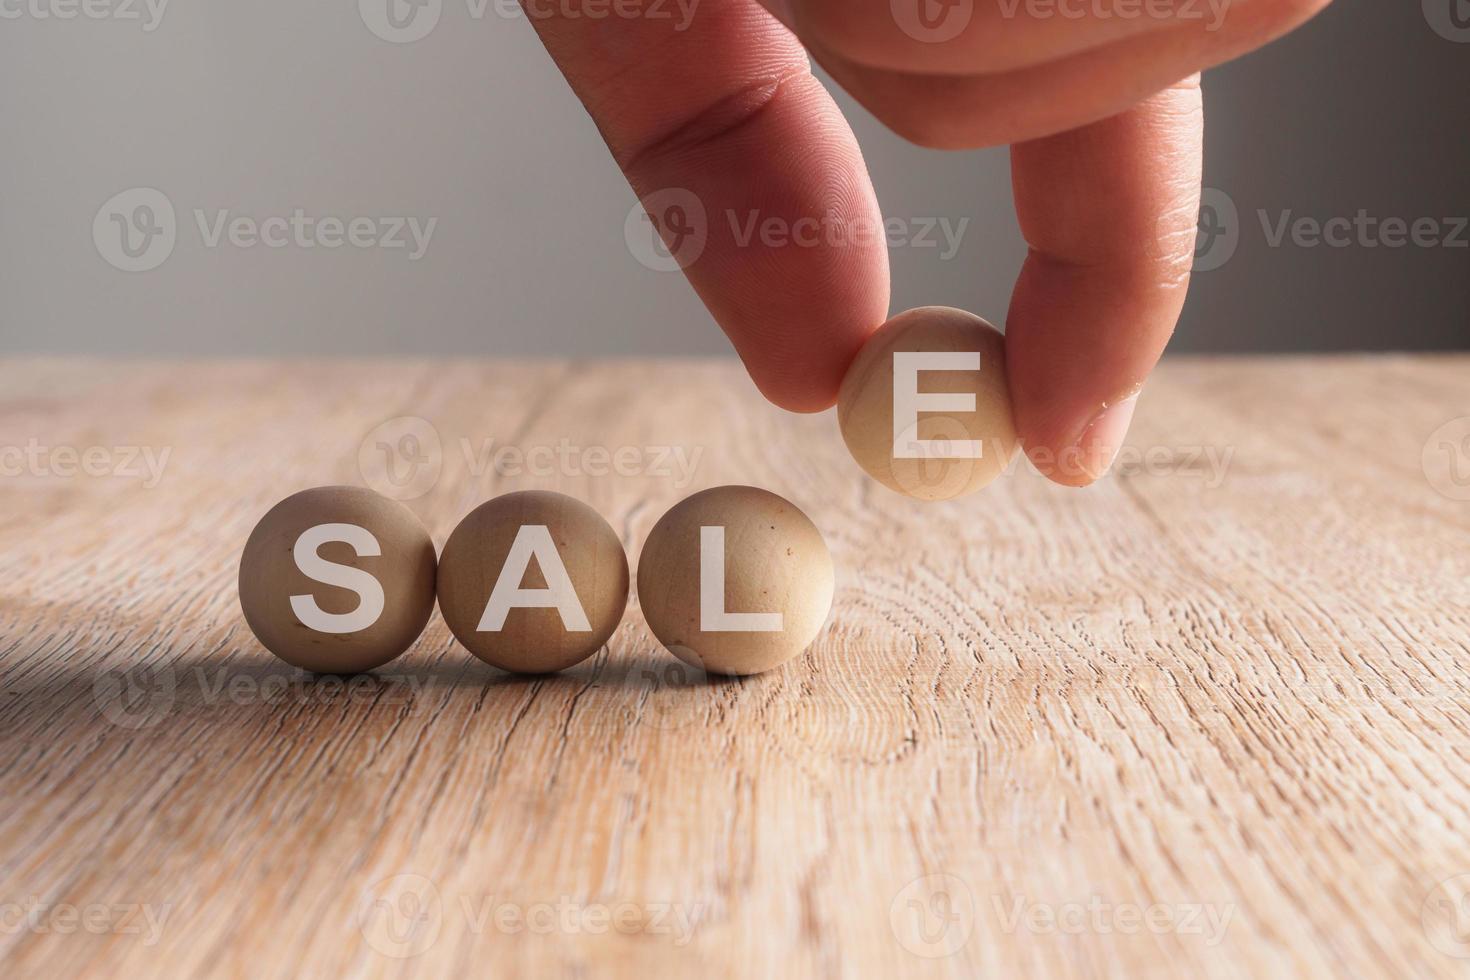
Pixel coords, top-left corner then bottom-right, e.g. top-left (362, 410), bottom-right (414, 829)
top-left (524, 0), bottom-right (890, 413)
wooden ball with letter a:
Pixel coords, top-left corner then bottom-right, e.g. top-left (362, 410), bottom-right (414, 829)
top-left (436, 491), bottom-right (630, 674)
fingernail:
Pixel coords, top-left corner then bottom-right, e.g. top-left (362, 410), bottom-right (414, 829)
top-left (1076, 394), bottom-right (1139, 483)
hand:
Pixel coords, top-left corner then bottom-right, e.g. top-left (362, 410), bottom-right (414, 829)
top-left (524, 0), bottom-right (1332, 485)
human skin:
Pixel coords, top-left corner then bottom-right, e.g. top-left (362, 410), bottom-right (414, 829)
top-left (523, 0), bottom-right (1335, 485)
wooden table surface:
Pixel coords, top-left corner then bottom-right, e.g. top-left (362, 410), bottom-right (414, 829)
top-left (3, 356), bottom-right (1470, 979)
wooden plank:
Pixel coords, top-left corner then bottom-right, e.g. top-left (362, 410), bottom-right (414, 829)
top-left (1, 355), bottom-right (1468, 978)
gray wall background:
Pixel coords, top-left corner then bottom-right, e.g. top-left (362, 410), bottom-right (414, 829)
top-left (1, 0), bottom-right (1465, 356)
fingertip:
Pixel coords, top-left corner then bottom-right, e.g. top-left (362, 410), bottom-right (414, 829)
top-left (731, 310), bottom-right (873, 414)
top-left (1020, 389), bottom-right (1141, 487)
top-left (750, 375), bottom-right (842, 415)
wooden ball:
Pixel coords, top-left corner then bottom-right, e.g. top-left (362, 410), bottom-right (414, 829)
top-left (437, 491), bottom-right (629, 673)
top-left (838, 306), bottom-right (1018, 501)
top-left (637, 486), bottom-right (834, 677)
top-left (238, 486), bottom-right (437, 673)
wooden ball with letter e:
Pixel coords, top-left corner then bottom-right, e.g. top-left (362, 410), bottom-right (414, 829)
top-left (838, 306), bottom-right (1019, 501)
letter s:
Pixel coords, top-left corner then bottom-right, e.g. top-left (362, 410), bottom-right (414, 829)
top-left (289, 524), bottom-right (386, 633)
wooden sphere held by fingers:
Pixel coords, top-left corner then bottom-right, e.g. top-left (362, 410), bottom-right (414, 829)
top-left (238, 485), bottom-right (437, 674)
top-left (437, 491), bottom-right (629, 674)
top-left (838, 306), bottom-right (1018, 501)
top-left (637, 486), bottom-right (834, 677)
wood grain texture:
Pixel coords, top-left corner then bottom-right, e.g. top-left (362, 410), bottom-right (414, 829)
top-left (2, 355), bottom-right (1469, 979)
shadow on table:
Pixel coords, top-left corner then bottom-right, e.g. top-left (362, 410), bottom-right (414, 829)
top-left (0, 638), bottom-right (747, 751)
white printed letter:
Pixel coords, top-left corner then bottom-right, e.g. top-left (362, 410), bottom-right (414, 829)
top-left (699, 526), bottom-right (782, 632)
top-left (290, 523), bottom-right (386, 633)
top-left (892, 351), bottom-right (984, 459)
top-left (478, 525), bottom-right (591, 632)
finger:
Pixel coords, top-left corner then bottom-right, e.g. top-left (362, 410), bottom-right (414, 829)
top-left (1005, 77), bottom-right (1204, 487)
top-left (807, 0), bottom-right (1331, 147)
top-left (774, 0), bottom-right (1217, 75)
top-left (525, 0), bottom-right (889, 413)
